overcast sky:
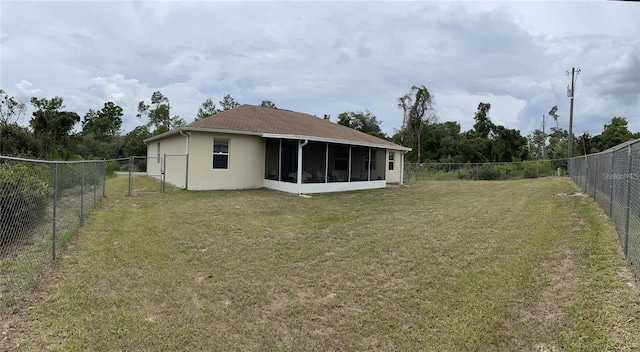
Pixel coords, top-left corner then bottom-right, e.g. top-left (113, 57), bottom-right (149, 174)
top-left (1, 1), bottom-right (638, 139)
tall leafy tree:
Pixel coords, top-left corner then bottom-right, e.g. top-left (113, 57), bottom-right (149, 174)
top-left (30, 96), bottom-right (80, 159)
top-left (528, 129), bottom-right (547, 159)
top-left (546, 127), bottom-right (569, 159)
top-left (0, 90), bottom-right (36, 156)
top-left (576, 132), bottom-right (595, 155)
top-left (83, 101), bottom-right (123, 139)
top-left (137, 91), bottom-right (184, 134)
top-left (0, 89), bottom-right (26, 125)
top-left (397, 85), bottom-right (436, 163)
top-left (337, 110), bottom-right (387, 139)
top-left (472, 102), bottom-right (494, 139)
top-left (548, 105), bottom-right (559, 129)
top-left (595, 117), bottom-right (634, 151)
top-left (78, 102), bottom-right (124, 158)
top-left (123, 125), bottom-right (152, 157)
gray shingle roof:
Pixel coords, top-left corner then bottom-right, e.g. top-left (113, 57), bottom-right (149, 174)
top-left (149, 104), bottom-right (409, 150)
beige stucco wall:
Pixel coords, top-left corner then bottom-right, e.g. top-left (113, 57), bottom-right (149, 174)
top-left (146, 133), bottom-right (188, 188)
top-left (147, 131), bottom-right (406, 191)
top-left (386, 149), bottom-right (404, 184)
top-left (186, 132), bottom-right (265, 190)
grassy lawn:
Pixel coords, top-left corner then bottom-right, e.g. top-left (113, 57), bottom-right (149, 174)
top-left (5, 176), bottom-right (640, 351)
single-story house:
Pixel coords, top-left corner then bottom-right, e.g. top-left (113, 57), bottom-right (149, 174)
top-left (144, 104), bottom-right (411, 194)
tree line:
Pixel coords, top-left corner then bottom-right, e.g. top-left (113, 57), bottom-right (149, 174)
top-left (0, 87), bottom-right (637, 162)
top-left (0, 90), bottom-right (275, 160)
top-left (338, 86), bottom-right (638, 163)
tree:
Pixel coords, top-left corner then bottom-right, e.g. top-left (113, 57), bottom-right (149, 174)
top-left (546, 127), bottom-right (569, 160)
top-left (78, 102), bottom-right (124, 158)
top-left (83, 102), bottom-right (123, 139)
top-left (576, 132), bottom-right (594, 155)
top-left (548, 105), bottom-right (559, 129)
top-left (596, 117), bottom-right (634, 151)
top-left (337, 110), bottom-right (387, 139)
top-left (260, 100), bottom-right (276, 108)
top-left (30, 96), bottom-right (80, 159)
top-left (0, 89), bottom-right (26, 125)
top-left (0, 123), bottom-right (37, 157)
top-left (528, 129), bottom-right (547, 159)
top-left (123, 125), bottom-right (152, 157)
top-left (472, 102), bottom-right (494, 139)
top-left (195, 98), bottom-right (219, 121)
top-left (397, 85), bottom-right (436, 163)
top-left (0, 90), bottom-right (34, 156)
top-left (137, 91), bottom-right (183, 134)
top-left (219, 94), bottom-right (240, 111)
top-left (492, 125), bottom-right (528, 161)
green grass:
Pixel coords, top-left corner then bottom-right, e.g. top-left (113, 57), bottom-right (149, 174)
top-left (5, 176), bottom-right (640, 351)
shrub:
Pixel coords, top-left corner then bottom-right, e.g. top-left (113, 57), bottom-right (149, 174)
top-left (477, 165), bottom-right (503, 180)
top-left (106, 160), bottom-right (120, 176)
top-left (0, 164), bottom-right (52, 245)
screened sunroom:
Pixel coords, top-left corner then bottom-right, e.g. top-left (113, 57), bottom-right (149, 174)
top-left (263, 138), bottom-right (387, 194)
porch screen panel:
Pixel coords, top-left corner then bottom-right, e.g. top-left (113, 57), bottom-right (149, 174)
top-left (328, 144), bottom-right (349, 182)
top-left (350, 146), bottom-right (368, 182)
top-left (302, 141), bottom-right (327, 183)
top-left (371, 148), bottom-right (386, 180)
top-left (280, 140), bottom-right (298, 183)
top-left (265, 139), bottom-right (280, 180)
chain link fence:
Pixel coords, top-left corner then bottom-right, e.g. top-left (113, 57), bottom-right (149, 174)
top-left (107, 155), bottom-right (186, 196)
top-left (0, 156), bottom-right (106, 309)
top-left (404, 159), bottom-right (568, 181)
top-left (570, 139), bottom-right (640, 284)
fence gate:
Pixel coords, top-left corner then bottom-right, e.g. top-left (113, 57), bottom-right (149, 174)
top-left (124, 156), bottom-right (161, 196)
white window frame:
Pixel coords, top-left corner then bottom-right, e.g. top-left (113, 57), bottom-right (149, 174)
top-left (213, 138), bottom-right (230, 169)
top-left (388, 151), bottom-right (395, 171)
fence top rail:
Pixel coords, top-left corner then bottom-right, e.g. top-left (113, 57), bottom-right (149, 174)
top-left (0, 155), bottom-right (106, 165)
top-left (575, 138), bottom-right (640, 159)
top-left (406, 158), bottom-right (568, 166)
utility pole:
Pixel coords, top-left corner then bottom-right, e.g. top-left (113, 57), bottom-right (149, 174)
top-left (567, 67), bottom-right (581, 160)
top-left (541, 114), bottom-right (546, 158)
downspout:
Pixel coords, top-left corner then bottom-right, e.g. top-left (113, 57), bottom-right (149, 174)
top-left (297, 139), bottom-right (309, 194)
top-left (400, 151), bottom-right (407, 186)
top-left (179, 130), bottom-right (191, 190)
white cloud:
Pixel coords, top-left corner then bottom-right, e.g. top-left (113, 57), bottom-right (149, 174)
top-left (0, 0), bottom-right (637, 139)
top-left (15, 80), bottom-right (42, 96)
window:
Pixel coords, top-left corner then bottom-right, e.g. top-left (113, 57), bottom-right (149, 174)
top-left (213, 138), bottom-right (229, 169)
top-left (156, 143), bottom-right (161, 164)
top-left (388, 152), bottom-right (395, 171)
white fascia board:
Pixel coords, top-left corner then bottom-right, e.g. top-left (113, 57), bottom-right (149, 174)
top-left (261, 133), bottom-right (412, 151)
top-left (144, 127), bottom-right (262, 143)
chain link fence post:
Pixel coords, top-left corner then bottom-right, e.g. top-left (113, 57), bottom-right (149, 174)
top-left (128, 155), bottom-right (133, 196)
top-left (593, 156), bottom-right (597, 200)
top-left (624, 146), bottom-right (632, 256)
top-left (609, 151), bottom-right (615, 216)
top-left (80, 162), bottom-right (85, 226)
top-left (52, 163), bottom-right (58, 261)
top-left (93, 161), bottom-right (97, 208)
